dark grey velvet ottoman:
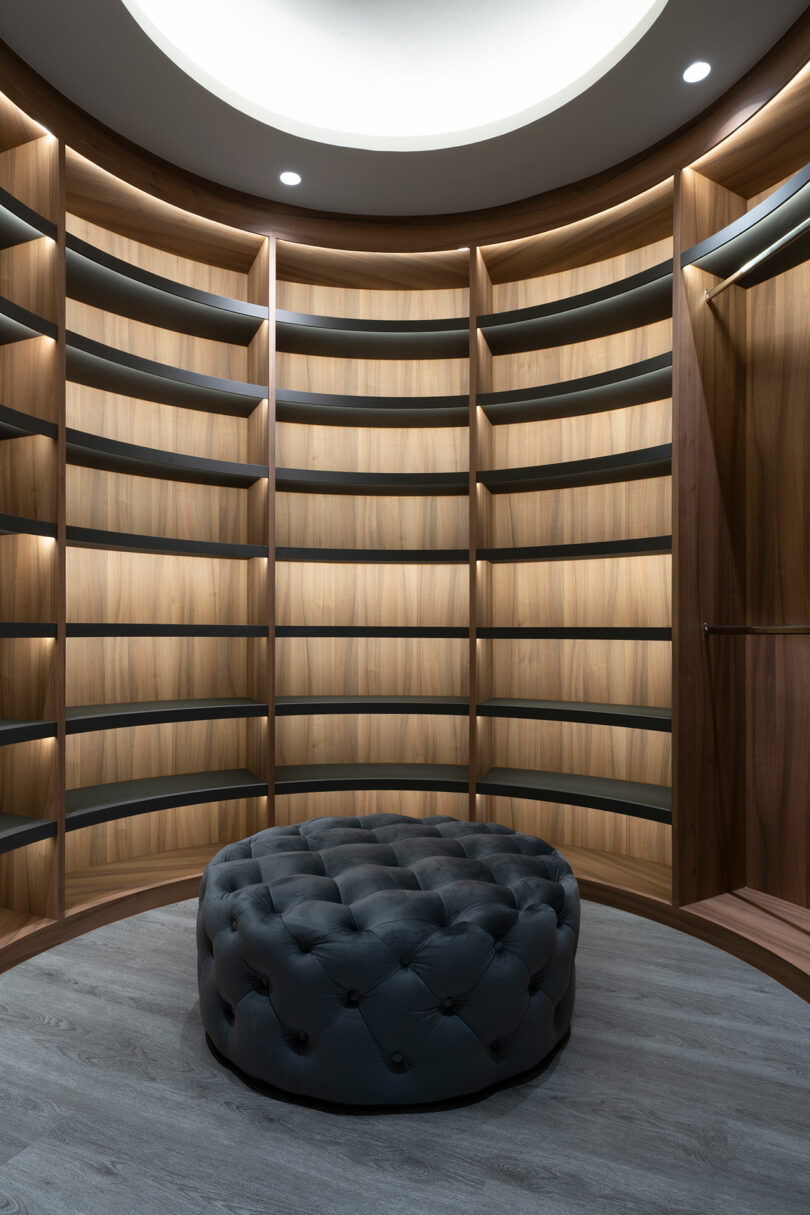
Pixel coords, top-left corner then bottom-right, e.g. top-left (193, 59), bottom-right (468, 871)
top-left (197, 814), bottom-right (579, 1105)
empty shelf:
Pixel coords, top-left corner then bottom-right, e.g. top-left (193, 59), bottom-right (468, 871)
top-left (276, 695), bottom-right (469, 716)
top-left (276, 468), bottom-right (467, 496)
top-left (66, 234), bottom-right (267, 343)
top-left (0, 513), bottom-right (56, 538)
top-left (478, 445), bottom-right (672, 494)
top-left (0, 186), bottom-right (56, 250)
top-left (275, 626), bottom-right (469, 638)
top-left (0, 813), bottom-right (56, 857)
top-left (0, 295), bottom-right (57, 345)
top-left (477, 535), bottom-right (672, 563)
top-left (276, 310), bottom-right (468, 359)
top-left (66, 623), bottom-right (266, 637)
top-left (477, 767), bottom-right (671, 823)
top-left (479, 353), bottom-right (672, 425)
top-left (275, 763), bottom-right (469, 795)
top-left (0, 718), bottom-right (57, 745)
top-left (0, 623), bottom-right (57, 638)
top-left (477, 699), bottom-right (671, 731)
top-left (276, 546), bottom-right (468, 564)
top-left (65, 768), bottom-right (269, 830)
top-left (65, 525), bottom-right (267, 559)
top-left (276, 387), bottom-right (469, 428)
top-left (479, 261), bottom-right (673, 355)
top-left (477, 626), bottom-right (672, 640)
top-left (0, 402), bottom-right (57, 441)
top-left (65, 698), bottom-right (268, 733)
top-left (67, 429), bottom-right (267, 487)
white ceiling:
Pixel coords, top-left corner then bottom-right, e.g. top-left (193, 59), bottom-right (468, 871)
top-left (1, 0), bottom-right (808, 215)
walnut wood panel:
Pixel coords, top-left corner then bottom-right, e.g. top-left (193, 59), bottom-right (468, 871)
top-left (489, 399), bottom-right (672, 470)
top-left (0, 89), bottom-right (45, 153)
top-left (66, 213), bottom-right (249, 300)
top-left (65, 636), bottom-right (250, 705)
top-left (276, 421), bottom-right (468, 474)
top-left (277, 280), bottom-right (468, 320)
top-left (0, 636), bottom-right (54, 719)
top-left (542, 840), bottom-right (671, 901)
top-left (66, 466), bottom-right (249, 545)
top-left (491, 319), bottom-right (671, 392)
top-left (276, 243), bottom-right (468, 289)
top-left (0, 838), bottom-right (54, 918)
top-left (746, 637), bottom-right (810, 908)
top-left (275, 714), bottom-right (467, 766)
top-left (275, 636), bottom-right (468, 697)
top-left (66, 301), bottom-right (248, 381)
top-left (0, 134), bottom-right (58, 221)
top-left (0, 906), bottom-right (53, 951)
top-left (276, 492), bottom-right (468, 551)
top-left (480, 794), bottom-right (672, 868)
top-left (486, 638), bottom-right (672, 707)
top-left (0, 736), bottom-right (57, 818)
top-left (276, 562), bottom-right (468, 628)
top-left (65, 718), bottom-right (248, 788)
top-left (485, 477), bottom-right (672, 549)
top-left (482, 717), bottom-right (671, 786)
top-left (274, 789), bottom-right (469, 826)
top-left (491, 237), bottom-right (673, 312)
top-left (0, 237), bottom-right (59, 322)
top-left (672, 171), bottom-right (747, 906)
top-left (488, 554), bottom-right (671, 628)
top-left (66, 550), bottom-right (252, 624)
top-left (63, 842), bottom-right (219, 914)
top-left (0, 335), bottom-right (59, 424)
top-left (66, 383), bottom-right (248, 462)
top-left (0, 534), bottom-right (55, 621)
top-left (0, 435), bottom-right (56, 522)
top-left (677, 167), bottom-right (747, 250)
top-left (278, 352), bottom-right (468, 397)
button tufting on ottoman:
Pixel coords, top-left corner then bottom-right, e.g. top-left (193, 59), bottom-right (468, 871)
top-left (197, 813), bottom-right (580, 1105)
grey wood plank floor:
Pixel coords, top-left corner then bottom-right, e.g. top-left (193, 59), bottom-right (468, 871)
top-left (0, 899), bottom-right (807, 1215)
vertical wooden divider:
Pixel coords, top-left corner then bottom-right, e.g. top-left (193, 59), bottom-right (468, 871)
top-left (51, 137), bottom-right (66, 921)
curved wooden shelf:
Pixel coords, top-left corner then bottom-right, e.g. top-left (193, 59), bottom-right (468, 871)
top-left (65, 525), bottom-right (266, 560)
top-left (478, 445), bottom-right (672, 495)
top-left (0, 402), bottom-right (57, 441)
top-left (275, 625), bottom-right (469, 638)
top-left (276, 467), bottom-right (467, 496)
top-left (276, 546), bottom-right (468, 564)
top-left (477, 698), bottom-right (671, 730)
top-left (65, 332), bottom-right (266, 417)
top-left (479, 261), bottom-right (673, 355)
top-left (65, 768), bottom-right (268, 831)
top-left (682, 160), bottom-right (810, 284)
top-left (0, 512), bottom-right (56, 539)
top-left (277, 309), bottom-right (468, 359)
top-left (477, 535), bottom-right (672, 563)
top-left (65, 698), bottom-right (267, 734)
top-left (479, 353), bottom-right (672, 425)
top-left (66, 623), bottom-right (266, 637)
top-left (477, 626), bottom-right (672, 639)
top-left (275, 763), bottom-right (469, 795)
top-left (0, 718), bottom-right (57, 745)
top-left (67, 429), bottom-right (267, 488)
top-left (0, 813), bottom-right (56, 857)
top-left (0, 295), bottom-right (57, 345)
top-left (276, 694), bottom-right (468, 716)
top-left (0, 623), bottom-right (57, 638)
top-left (66, 233), bottom-right (268, 343)
top-left (478, 766), bottom-right (671, 823)
top-left (0, 186), bottom-right (56, 250)
top-left (276, 387), bottom-right (469, 428)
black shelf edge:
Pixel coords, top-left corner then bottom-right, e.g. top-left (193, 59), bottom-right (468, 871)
top-left (65, 698), bottom-right (268, 734)
top-left (0, 186), bottom-right (57, 250)
top-left (0, 623), bottom-right (57, 638)
top-left (0, 513), bottom-right (57, 539)
top-left (66, 332), bottom-right (266, 418)
top-left (276, 547), bottom-right (468, 564)
top-left (477, 767), bottom-right (671, 823)
top-left (0, 813), bottom-right (57, 857)
top-left (477, 699), bottom-right (671, 731)
top-left (479, 261), bottom-right (673, 355)
top-left (276, 467), bottom-right (467, 496)
top-left (66, 624), bottom-right (267, 638)
top-left (65, 525), bottom-right (267, 560)
top-left (275, 626), bottom-right (469, 638)
top-left (681, 160), bottom-right (810, 286)
top-left (67, 429), bottom-right (268, 488)
top-left (275, 695), bottom-right (469, 717)
top-left (477, 627), bottom-right (672, 640)
top-left (478, 353), bottom-right (673, 425)
top-left (275, 387), bottom-right (469, 429)
top-left (276, 309), bottom-right (468, 360)
top-left (0, 295), bottom-right (58, 346)
top-left (477, 535), bottom-right (672, 563)
top-left (275, 763), bottom-right (469, 796)
top-left (66, 234), bottom-right (268, 345)
top-left (0, 402), bottom-right (58, 441)
top-left (65, 768), bottom-right (269, 831)
top-left (0, 719), bottom-right (58, 745)
top-left (478, 445), bottom-right (672, 494)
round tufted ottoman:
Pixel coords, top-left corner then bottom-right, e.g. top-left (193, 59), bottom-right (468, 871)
top-left (197, 813), bottom-right (579, 1106)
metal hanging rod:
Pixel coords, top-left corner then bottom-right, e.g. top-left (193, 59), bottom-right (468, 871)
top-left (704, 623), bottom-right (810, 635)
top-left (704, 213), bottom-right (810, 301)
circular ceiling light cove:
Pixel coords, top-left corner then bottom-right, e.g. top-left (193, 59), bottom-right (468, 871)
top-left (120, 0), bottom-right (670, 152)
top-left (683, 60), bottom-right (712, 82)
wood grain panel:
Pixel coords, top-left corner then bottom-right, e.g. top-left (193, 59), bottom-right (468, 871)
top-left (488, 554), bottom-right (671, 628)
top-left (66, 550), bottom-right (252, 624)
top-left (66, 383), bottom-right (248, 462)
top-left (0, 636), bottom-right (54, 719)
top-left (480, 794), bottom-right (672, 867)
top-left (0, 736), bottom-right (57, 818)
top-left (487, 638), bottom-right (671, 707)
top-left (278, 352), bottom-right (468, 397)
top-left (490, 399), bottom-right (671, 469)
top-left (485, 478), bottom-right (671, 549)
top-left (491, 237), bottom-right (673, 312)
top-left (276, 714), bottom-right (467, 766)
top-left (276, 420), bottom-right (468, 473)
top-left (0, 534), bottom-right (55, 621)
top-left (66, 719), bottom-right (247, 788)
top-left (276, 562), bottom-right (468, 627)
top-left (0, 838), bottom-right (55, 918)
top-left (491, 319), bottom-right (671, 392)
top-left (66, 466), bottom-right (249, 544)
top-left (274, 790), bottom-right (469, 825)
top-left (275, 636), bottom-right (468, 697)
top-left (63, 842), bottom-right (219, 914)
top-left (66, 213), bottom-right (249, 300)
top-left (483, 717), bottom-right (671, 785)
top-left (277, 281), bottom-right (468, 320)
top-left (0, 435), bottom-right (56, 522)
top-left (276, 243), bottom-right (468, 289)
top-left (66, 636), bottom-right (250, 705)
top-left (0, 89), bottom-right (45, 153)
top-left (677, 167), bottom-right (747, 251)
top-left (0, 134), bottom-right (58, 220)
top-left (276, 492), bottom-right (468, 551)
top-left (0, 335), bottom-right (59, 424)
top-left (0, 237), bottom-right (59, 322)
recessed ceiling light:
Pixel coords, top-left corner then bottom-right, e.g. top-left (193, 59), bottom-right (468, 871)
top-left (683, 61), bottom-right (711, 83)
top-left (279, 170), bottom-right (301, 186)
